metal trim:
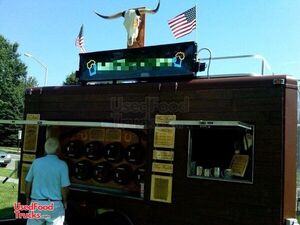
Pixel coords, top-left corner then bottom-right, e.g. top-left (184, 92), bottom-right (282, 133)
top-left (200, 54), bottom-right (272, 76)
top-left (0, 119), bottom-right (145, 129)
top-left (168, 120), bottom-right (252, 130)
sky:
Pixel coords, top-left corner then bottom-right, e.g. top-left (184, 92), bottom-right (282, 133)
top-left (0, 0), bottom-right (300, 86)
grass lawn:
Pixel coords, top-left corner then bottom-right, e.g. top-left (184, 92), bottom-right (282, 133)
top-left (0, 146), bottom-right (19, 154)
top-left (0, 181), bottom-right (18, 219)
top-left (0, 168), bottom-right (17, 179)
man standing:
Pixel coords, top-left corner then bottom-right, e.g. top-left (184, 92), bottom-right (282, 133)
top-left (25, 137), bottom-right (70, 225)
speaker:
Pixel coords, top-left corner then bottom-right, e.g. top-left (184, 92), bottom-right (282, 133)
top-left (74, 160), bottom-right (93, 180)
top-left (104, 142), bottom-right (124, 163)
top-left (93, 162), bottom-right (113, 183)
top-left (63, 140), bottom-right (84, 159)
top-left (85, 141), bottom-right (104, 160)
top-left (124, 143), bottom-right (145, 165)
top-left (113, 164), bottom-right (132, 185)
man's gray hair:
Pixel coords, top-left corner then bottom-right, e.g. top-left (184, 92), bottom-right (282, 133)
top-left (45, 137), bottom-right (60, 154)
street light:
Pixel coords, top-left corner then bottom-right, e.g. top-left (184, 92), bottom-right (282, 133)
top-left (24, 53), bottom-right (48, 86)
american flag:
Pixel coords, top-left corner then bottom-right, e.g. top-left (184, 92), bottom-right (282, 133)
top-left (75, 24), bottom-right (86, 53)
top-left (168, 6), bottom-right (196, 39)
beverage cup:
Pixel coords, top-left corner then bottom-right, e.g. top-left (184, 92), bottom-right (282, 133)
top-left (211, 167), bottom-right (220, 178)
top-left (190, 161), bottom-right (196, 175)
top-left (203, 168), bottom-right (210, 177)
top-left (196, 166), bottom-right (203, 176)
top-left (222, 168), bottom-right (232, 179)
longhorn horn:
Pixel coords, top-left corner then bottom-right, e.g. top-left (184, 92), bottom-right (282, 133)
top-left (139, 0), bottom-right (160, 14)
top-left (94, 10), bottom-right (124, 19)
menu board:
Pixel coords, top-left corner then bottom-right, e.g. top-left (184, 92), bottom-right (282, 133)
top-left (153, 127), bottom-right (175, 149)
top-left (230, 154), bottom-right (249, 177)
top-left (153, 150), bottom-right (174, 161)
top-left (155, 115), bottom-right (176, 125)
top-left (152, 162), bottom-right (174, 174)
top-left (150, 175), bottom-right (173, 203)
top-left (20, 163), bottom-right (31, 194)
top-left (23, 114), bottom-right (40, 153)
top-left (89, 128), bottom-right (105, 141)
top-left (22, 154), bottom-right (36, 163)
top-left (105, 129), bottom-right (122, 142)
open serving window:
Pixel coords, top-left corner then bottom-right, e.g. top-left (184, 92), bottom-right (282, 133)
top-left (0, 119), bottom-right (147, 199)
top-left (169, 120), bottom-right (254, 184)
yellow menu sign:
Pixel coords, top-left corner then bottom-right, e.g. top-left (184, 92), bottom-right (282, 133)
top-left (89, 128), bottom-right (105, 141)
top-left (153, 150), bottom-right (174, 161)
top-left (150, 175), bottom-right (173, 203)
top-left (105, 128), bottom-right (122, 142)
top-left (230, 154), bottom-right (249, 177)
top-left (22, 154), bottom-right (36, 163)
top-left (23, 114), bottom-right (40, 153)
top-left (152, 162), bottom-right (173, 174)
top-left (153, 127), bottom-right (175, 149)
top-left (20, 163), bottom-right (31, 194)
top-left (155, 115), bottom-right (176, 125)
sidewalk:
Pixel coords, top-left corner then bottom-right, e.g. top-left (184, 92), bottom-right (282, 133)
top-left (0, 176), bottom-right (18, 184)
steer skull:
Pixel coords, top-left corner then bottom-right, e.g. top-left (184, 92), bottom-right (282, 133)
top-left (94, 0), bottom-right (160, 47)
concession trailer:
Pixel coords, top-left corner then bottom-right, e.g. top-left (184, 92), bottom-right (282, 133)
top-left (0, 42), bottom-right (298, 225)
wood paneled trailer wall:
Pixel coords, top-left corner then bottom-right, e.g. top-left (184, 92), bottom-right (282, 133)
top-left (21, 75), bottom-right (297, 225)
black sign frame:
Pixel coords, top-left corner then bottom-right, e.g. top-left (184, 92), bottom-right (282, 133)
top-left (77, 42), bottom-right (198, 83)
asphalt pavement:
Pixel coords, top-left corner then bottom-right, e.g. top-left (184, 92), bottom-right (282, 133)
top-left (0, 175), bottom-right (18, 184)
top-left (0, 153), bottom-right (20, 184)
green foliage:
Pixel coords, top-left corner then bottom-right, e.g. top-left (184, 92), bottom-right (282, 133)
top-left (0, 168), bottom-right (17, 178)
top-left (26, 76), bottom-right (38, 88)
top-left (63, 71), bottom-right (79, 85)
top-left (0, 35), bottom-right (27, 146)
top-left (0, 180), bottom-right (18, 219)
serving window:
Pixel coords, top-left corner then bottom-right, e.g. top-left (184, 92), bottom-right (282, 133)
top-left (169, 120), bottom-right (254, 183)
top-left (54, 126), bottom-right (148, 199)
top-left (0, 119), bottom-right (147, 199)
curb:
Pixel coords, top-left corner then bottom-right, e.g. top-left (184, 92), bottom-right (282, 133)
top-left (0, 176), bottom-right (18, 184)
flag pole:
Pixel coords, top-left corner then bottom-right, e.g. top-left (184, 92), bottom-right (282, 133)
top-left (194, 4), bottom-right (198, 44)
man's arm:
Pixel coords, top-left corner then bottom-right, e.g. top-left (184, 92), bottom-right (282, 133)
top-left (61, 186), bottom-right (69, 209)
top-left (25, 181), bottom-right (32, 205)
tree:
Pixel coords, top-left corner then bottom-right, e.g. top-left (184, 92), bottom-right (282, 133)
top-left (26, 76), bottom-right (39, 88)
top-left (0, 35), bottom-right (27, 146)
top-left (63, 71), bottom-right (79, 85)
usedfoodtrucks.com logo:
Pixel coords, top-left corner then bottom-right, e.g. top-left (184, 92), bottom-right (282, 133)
top-left (14, 202), bottom-right (54, 219)
top-left (110, 96), bottom-right (189, 124)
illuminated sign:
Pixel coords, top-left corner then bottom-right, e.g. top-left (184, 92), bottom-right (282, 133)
top-left (78, 42), bottom-right (198, 82)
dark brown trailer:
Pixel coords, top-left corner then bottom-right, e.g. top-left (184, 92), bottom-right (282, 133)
top-left (16, 75), bottom-right (297, 225)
